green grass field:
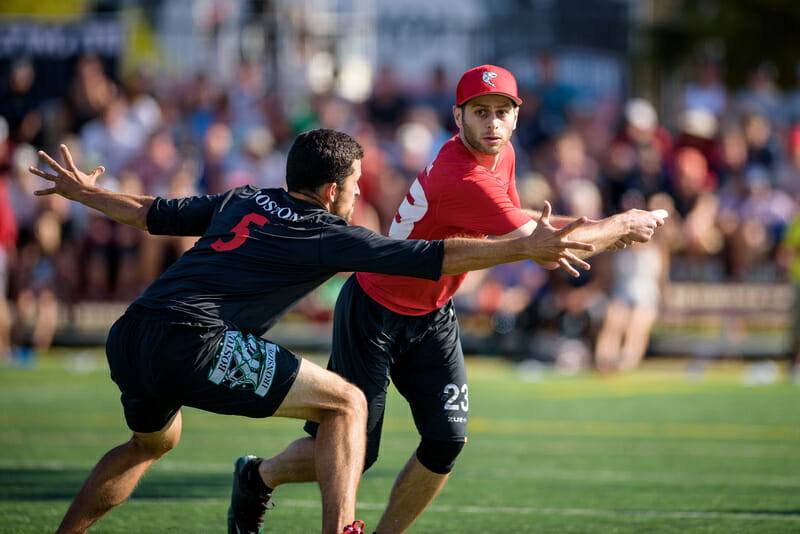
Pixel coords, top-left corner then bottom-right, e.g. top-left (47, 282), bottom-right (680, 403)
top-left (1, 349), bottom-right (799, 533)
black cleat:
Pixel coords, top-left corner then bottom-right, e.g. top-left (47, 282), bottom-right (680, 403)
top-left (227, 455), bottom-right (274, 534)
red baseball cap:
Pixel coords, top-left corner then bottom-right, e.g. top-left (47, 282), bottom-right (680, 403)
top-left (456, 65), bottom-right (522, 106)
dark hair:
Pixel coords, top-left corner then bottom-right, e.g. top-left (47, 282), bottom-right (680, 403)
top-left (286, 129), bottom-right (364, 193)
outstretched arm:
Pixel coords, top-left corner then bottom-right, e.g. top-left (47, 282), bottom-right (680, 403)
top-left (29, 145), bottom-right (154, 231)
top-left (519, 207), bottom-right (665, 257)
top-left (441, 202), bottom-right (595, 277)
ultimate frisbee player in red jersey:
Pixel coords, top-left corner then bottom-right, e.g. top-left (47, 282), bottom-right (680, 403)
top-left (255, 67), bottom-right (664, 533)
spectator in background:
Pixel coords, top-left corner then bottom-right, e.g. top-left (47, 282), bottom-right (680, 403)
top-left (546, 130), bottom-right (600, 213)
top-left (417, 65), bottom-right (456, 133)
top-left (366, 65), bottom-right (410, 137)
top-left (530, 50), bottom-right (578, 141)
top-left (123, 127), bottom-right (182, 196)
top-left (716, 126), bottom-right (749, 187)
top-left (0, 57), bottom-right (44, 145)
top-left (784, 61), bottom-right (800, 126)
top-left (780, 214), bottom-right (800, 383)
top-left (518, 180), bottom-right (613, 371)
top-left (226, 127), bottom-right (286, 190)
top-left (602, 98), bottom-right (672, 211)
top-left (674, 107), bottom-right (720, 172)
top-left (79, 94), bottom-right (147, 177)
top-left (0, 125), bottom-right (17, 360)
top-left (13, 210), bottom-right (61, 356)
top-left (181, 72), bottom-right (224, 147)
top-left (734, 61), bottom-right (784, 129)
top-left (226, 58), bottom-right (267, 136)
top-left (351, 124), bottom-right (408, 234)
top-left (732, 167), bottom-right (796, 280)
top-left (198, 121), bottom-right (233, 194)
top-left (776, 125), bottom-right (800, 201)
top-left (65, 55), bottom-right (116, 132)
top-left (595, 191), bottom-right (669, 372)
top-left (668, 146), bottom-right (723, 280)
top-left (741, 113), bottom-right (778, 171)
top-left (683, 56), bottom-right (728, 118)
top-left (122, 65), bottom-right (162, 137)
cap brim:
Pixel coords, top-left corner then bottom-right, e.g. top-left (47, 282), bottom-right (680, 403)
top-left (459, 92), bottom-right (522, 106)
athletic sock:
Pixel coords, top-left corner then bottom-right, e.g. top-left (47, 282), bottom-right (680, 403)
top-left (243, 458), bottom-right (273, 495)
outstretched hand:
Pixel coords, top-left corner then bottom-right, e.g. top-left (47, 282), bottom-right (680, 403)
top-left (28, 144), bottom-right (105, 200)
top-left (527, 201), bottom-right (595, 277)
top-left (605, 209), bottom-right (665, 251)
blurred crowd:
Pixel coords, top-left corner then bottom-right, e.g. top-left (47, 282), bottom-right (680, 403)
top-left (1, 52), bottom-right (799, 371)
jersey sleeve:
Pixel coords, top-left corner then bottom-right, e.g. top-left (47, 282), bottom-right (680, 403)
top-left (146, 194), bottom-right (225, 236)
top-left (435, 169), bottom-right (530, 235)
top-left (318, 224), bottom-right (444, 281)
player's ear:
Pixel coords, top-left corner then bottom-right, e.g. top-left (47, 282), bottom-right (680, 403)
top-left (453, 105), bottom-right (462, 129)
top-left (323, 181), bottom-right (337, 204)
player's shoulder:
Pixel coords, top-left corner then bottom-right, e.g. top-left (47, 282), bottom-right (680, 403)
top-left (428, 138), bottom-right (484, 182)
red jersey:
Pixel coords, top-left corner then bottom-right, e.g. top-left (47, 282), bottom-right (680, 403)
top-left (357, 136), bottom-right (531, 316)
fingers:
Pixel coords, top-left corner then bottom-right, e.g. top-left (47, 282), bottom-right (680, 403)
top-left (37, 150), bottom-right (68, 175)
top-left (539, 201), bottom-right (551, 224)
top-left (562, 251), bottom-right (591, 271)
top-left (28, 166), bottom-right (55, 181)
top-left (33, 187), bottom-right (56, 196)
top-left (558, 257), bottom-right (580, 277)
top-left (88, 166), bottom-right (106, 182)
top-left (557, 215), bottom-right (588, 236)
top-left (559, 256), bottom-right (593, 278)
top-left (60, 144), bottom-right (78, 173)
top-left (562, 240), bottom-right (595, 252)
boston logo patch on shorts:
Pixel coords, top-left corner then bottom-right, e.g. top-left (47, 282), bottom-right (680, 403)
top-left (208, 331), bottom-right (277, 397)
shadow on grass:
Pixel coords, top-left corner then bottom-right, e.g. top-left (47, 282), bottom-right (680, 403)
top-left (0, 467), bottom-right (232, 501)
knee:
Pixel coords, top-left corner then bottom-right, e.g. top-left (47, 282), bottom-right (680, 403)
top-left (130, 428), bottom-right (181, 460)
top-left (340, 383), bottom-right (368, 423)
top-left (416, 438), bottom-right (465, 474)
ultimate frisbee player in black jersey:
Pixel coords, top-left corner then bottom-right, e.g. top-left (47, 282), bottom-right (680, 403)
top-left (30, 129), bottom-right (594, 534)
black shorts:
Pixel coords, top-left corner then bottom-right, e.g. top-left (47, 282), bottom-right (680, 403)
top-left (306, 275), bottom-right (468, 464)
top-left (106, 311), bottom-right (301, 433)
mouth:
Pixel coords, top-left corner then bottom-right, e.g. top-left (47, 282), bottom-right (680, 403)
top-left (483, 136), bottom-right (503, 145)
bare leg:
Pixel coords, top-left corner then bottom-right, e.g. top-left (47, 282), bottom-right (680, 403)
top-left (56, 410), bottom-right (182, 534)
top-left (272, 359), bottom-right (367, 534)
top-left (0, 297), bottom-right (11, 357)
top-left (32, 289), bottom-right (58, 351)
top-left (260, 436), bottom-right (318, 488)
top-left (618, 304), bottom-right (657, 371)
top-left (375, 454), bottom-right (449, 534)
top-left (594, 299), bottom-right (631, 372)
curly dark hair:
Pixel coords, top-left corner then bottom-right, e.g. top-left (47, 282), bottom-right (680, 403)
top-left (286, 129), bottom-right (364, 194)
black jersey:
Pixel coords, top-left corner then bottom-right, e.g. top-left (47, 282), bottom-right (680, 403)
top-left (128, 186), bottom-right (444, 335)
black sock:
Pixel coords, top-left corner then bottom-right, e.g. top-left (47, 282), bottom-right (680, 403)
top-left (243, 458), bottom-right (273, 495)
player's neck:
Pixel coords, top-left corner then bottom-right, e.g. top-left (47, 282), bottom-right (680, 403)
top-left (458, 131), bottom-right (500, 171)
top-left (289, 191), bottom-right (329, 211)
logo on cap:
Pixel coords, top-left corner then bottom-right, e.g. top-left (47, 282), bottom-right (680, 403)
top-left (482, 71), bottom-right (498, 87)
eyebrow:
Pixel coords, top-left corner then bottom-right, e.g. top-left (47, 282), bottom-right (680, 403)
top-left (470, 106), bottom-right (513, 114)
top-left (469, 102), bottom-right (513, 110)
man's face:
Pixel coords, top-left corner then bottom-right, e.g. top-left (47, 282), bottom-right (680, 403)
top-left (456, 94), bottom-right (519, 156)
top-left (331, 159), bottom-right (361, 223)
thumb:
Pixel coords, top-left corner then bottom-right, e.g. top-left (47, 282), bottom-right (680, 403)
top-left (540, 201), bottom-right (552, 225)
